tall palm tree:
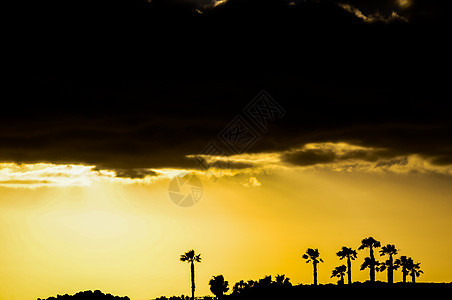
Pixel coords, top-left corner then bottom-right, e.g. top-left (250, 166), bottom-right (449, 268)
top-left (358, 237), bottom-right (381, 283)
top-left (336, 246), bottom-right (357, 284)
top-left (379, 244), bottom-right (398, 284)
top-left (407, 260), bottom-right (423, 283)
top-left (394, 255), bottom-right (411, 283)
top-left (209, 275), bottom-right (229, 299)
top-left (331, 265), bottom-right (347, 285)
top-left (302, 248), bottom-right (324, 285)
top-left (180, 249), bottom-right (202, 300)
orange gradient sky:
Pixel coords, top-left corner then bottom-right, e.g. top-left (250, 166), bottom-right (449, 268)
top-left (1, 147), bottom-right (451, 300)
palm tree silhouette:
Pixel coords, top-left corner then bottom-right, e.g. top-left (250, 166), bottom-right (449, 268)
top-left (358, 237), bottom-right (381, 283)
top-left (331, 265), bottom-right (347, 285)
top-left (336, 246), bottom-right (357, 284)
top-left (379, 244), bottom-right (398, 284)
top-left (407, 260), bottom-right (423, 283)
top-left (302, 248), bottom-right (323, 285)
top-left (394, 255), bottom-right (411, 283)
top-left (180, 249), bottom-right (202, 300)
top-left (209, 275), bottom-right (229, 299)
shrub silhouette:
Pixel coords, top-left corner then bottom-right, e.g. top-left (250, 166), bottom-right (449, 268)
top-left (209, 275), bottom-right (229, 299)
top-left (37, 290), bottom-right (129, 300)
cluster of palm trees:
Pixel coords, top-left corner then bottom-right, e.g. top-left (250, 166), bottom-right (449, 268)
top-left (302, 236), bottom-right (423, 286)
top-left (180, 238), bottom-right (423, 299)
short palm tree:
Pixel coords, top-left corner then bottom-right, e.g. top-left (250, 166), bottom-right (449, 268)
top-left (302, 248), bottom-right (323, 285)
top-left (180, 249), bottom-right (202, 300)
top-left (358, 237), bottom-right (381, 283)
top-left (360, 257), bottom-right (380, 282)
top-left (331, 265), bottom-right (347, 285)
top-left (379, 244), bottom-right (398, 284)
top-left (407, 260), bottom-right (423, 283)
top-left (209, 275), bottom-right (229, 299)
top-left (336, 246), bottom-right (357, 284)
top-left (394, 255), bottom-right (411, 283)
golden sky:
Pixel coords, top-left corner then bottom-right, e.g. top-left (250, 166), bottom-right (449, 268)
top-left (1, 142), bottom-right (451, 300)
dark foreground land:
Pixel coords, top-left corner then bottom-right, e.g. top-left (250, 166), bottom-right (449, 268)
top-left (226, 283), bottom-right (452, 300)
top-left (39, 283), bottom-right (451, 300)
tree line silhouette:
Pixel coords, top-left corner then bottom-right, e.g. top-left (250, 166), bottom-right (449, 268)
top-left (39, 237), bottom-right (447, 300)
top-left (173, 237), bottom-right (426, 300)
top-left (37, 290), bottom-right (130, 300)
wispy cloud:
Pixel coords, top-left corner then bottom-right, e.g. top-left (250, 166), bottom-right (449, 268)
top-left (338, 2), bottom-right (408, 23)
top-left (242, 176), bottom-right (261, 188)
top-left (189, 142), bottom-right (452, 177)
top-left (0, 163), bottom-right (163, 188)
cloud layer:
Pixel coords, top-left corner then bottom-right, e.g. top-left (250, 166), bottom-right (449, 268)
top-left (7, 0), bottom-right (450, 182)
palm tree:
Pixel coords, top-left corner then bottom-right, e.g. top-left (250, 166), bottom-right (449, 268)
top-left (394, 255), bottom-right (411, 283)
top-left (407, 260), bottom-right (423, 283)
top-left (336, 246), bottom-right (357, 284)
top-left (302, 248), bottom-right (324, 285)
top-left (180, 249), bottom-right (202, 300)
top-left (358, 237), bottom-right (381, 283)
top-left (331, 265), bottom-right (347, 285)
top-left (360, 257), bottom-right (380, 282)
top-left (209, 275), bottom-right (229, 299)
top-left (379, 244), bottom-right (398, 284)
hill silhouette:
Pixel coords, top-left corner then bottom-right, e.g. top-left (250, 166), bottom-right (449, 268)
top-left (37, 290), bottom-right (130, 300)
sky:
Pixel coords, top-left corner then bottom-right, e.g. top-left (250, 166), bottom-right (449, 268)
top-left (3, 0), bottom-right (452, 299)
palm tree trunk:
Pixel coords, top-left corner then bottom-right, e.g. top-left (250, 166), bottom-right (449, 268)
top-left (340, 274), bottom-right (344, 285)
top-left (411, 272), bottom-right (416, 283)
top-left (388, 255), bottom-right (393, 284)
top-left (402, 268), bottom-right (407, 283)
top-left (369, 247), bottom-right (375, 283)
top-left (313, 262), bottom-right (318, 285)
top-left (191, 261), bottom-right (195, 300)
top-left (347, 257), bottom-right (352, 285)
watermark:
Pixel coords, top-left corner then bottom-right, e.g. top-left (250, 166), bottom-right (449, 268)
top-left (168, 173), bottom-right (203, 207)
top-left (169, 90), bottom-right (285, 207)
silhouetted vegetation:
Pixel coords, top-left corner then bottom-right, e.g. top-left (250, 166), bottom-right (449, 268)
top-left (378, 244), bottom-right (398, 284)
top-left (336, 246), bottom-right (357, 284)
top-left (37, 290), bottom-right (129, 300)
top-left (209, 275), bottom-right (229, 299)
top-left (180, 249), bottom-right (202, 300)
top-left (394, 255), bottom-right (411, 283)
top-left (407, 260), bottom-right (423, 283)
top-left (39, 236), bottom-right (448, 300)
top-left (331, 265), bottom-right (347, 285)
top-left (358, 237), bottom-right (381, 283)
top-left (302, 248), bottom-right (323, 285)
top-left (225, 282), bottom-right (452, 300)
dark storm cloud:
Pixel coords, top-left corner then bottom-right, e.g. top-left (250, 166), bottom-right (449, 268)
top-left (282, 148), bottom-right (337, 166)
top-left (8, 0), bottom-right (450, 178)
top-left (145, 0), bottom-right (442, 23)
top-left (282, 146), bottom-right (399, 167)
top-left (3, 76), bottom-right (451, 177)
